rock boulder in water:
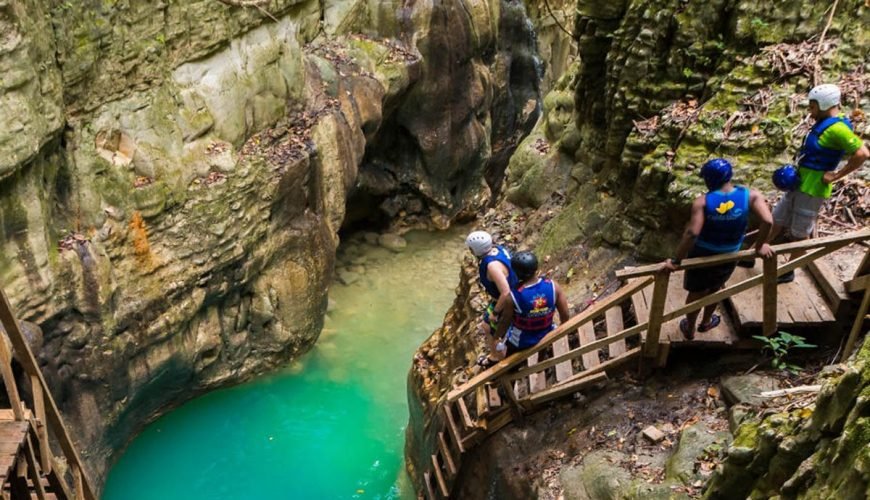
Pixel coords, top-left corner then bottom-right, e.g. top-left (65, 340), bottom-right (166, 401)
top-left (378, 234), bottom-right (407, 252)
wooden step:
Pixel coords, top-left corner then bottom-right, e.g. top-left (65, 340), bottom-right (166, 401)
top-left (605, 306), bottom-right (627, 358)
top-left (807, 260), bottom-right (850, 315)
top-left (486, 384), bottom-right (501, 409)
top-left (632, 273), bottom-right (742, 347)
top-left (475, 385), bottom-right (488, 419)
top-left (526, 352), bottom-right (547, 394)
top-left (527, 372), bottom-right (607, 405)
top-left (552, 337), bottom-right (573, 382)
top-left (437, 432), bottom-right (457, 478)
top-left (578, 322), bottom-right (600, 369)
top-left (442, 405), bottom-right (465, 454)
top-left (423, 472), bottom-right (437, 500)
top-left (727, 265), bottom-right (835, 329)
top-left (431, 454), bottom-right (449, 497)
top-left (455, 398), bottom-right (476, 430)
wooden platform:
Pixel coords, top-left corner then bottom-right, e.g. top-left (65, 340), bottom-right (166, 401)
top-left (631, 273), bottom-right (743, 347)
top-left (727, 264), bottom-right (835, 329)
top-left (0, 417), bottom-right (27, 485)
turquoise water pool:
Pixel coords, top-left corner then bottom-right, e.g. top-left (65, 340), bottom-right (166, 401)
top-left (103, 228), bottom-right (467, 499)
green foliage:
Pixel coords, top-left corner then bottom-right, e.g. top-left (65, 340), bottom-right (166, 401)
top-left (750, 17), bottom-right (769, 30)
top-left (752, 331), bottom-right (816, 375)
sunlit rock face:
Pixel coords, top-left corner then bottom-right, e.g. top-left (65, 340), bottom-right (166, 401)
top-left (0, 0), bottom-right (551, 488)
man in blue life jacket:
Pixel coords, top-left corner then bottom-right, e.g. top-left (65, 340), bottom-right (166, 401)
top-left (493, 251), bottom-right (569, 355)
top-left (771, 84), bottom-right (869, 283)
top-left (662, 158), bottom-right (774, 339)
top-left (466, 231), bottom-right (519, 367)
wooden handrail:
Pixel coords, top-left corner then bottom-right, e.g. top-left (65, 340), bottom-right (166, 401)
top-left (446, 276), bottom-right (653, 402)
top-left (616, 228), bottom-right (870, 279)
top-left (0, 288), bottom-right (97, 500)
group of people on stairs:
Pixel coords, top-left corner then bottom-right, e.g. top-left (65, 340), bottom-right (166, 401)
top-left (466, 83), bottom-right (868, 363)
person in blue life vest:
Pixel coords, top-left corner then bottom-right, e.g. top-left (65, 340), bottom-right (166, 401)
top-left (466, 231), bottom-right (519, 367)
top-left (492, 251), bottom-right (570, 355)
top-left (661, 158), bottom-right (775, 339)
top-left (769, 84), bottom-right (869, 283)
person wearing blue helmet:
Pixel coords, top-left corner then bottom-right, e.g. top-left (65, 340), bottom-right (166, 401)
top-left (771, 84), bottom-right (869, 283)
top-left (661, 158), bottom-right (774, 339)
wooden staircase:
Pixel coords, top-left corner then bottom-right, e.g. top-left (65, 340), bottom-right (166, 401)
top-left (421, 228), bottom-right (870, 499)
top-left (0, 290), bottom-right (96, 500)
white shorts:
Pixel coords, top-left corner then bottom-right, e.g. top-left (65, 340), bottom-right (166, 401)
top-left (772, 191), bottom-right (825, 239)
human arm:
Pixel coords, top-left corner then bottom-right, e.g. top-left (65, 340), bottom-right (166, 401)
top-left (554, 283), bottom-right (570, 324)
top-left (661, 196), bottom-right (705, 271)
top-left (487, 261), bottom-right (513, 301)
top-left (493, 293), bottom-right (514, 339)
top-left (749, 189), bottom-right (774, 258)
top-left (823, 144), bottom-right (869, 184)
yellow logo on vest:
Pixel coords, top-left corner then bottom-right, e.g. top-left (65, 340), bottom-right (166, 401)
top-left (716, 200), bottom-right (735, 214)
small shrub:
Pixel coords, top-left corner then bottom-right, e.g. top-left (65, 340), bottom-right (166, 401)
top-left (752, 331), bottom-right (816, 375)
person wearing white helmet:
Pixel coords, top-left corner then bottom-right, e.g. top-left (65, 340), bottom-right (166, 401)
top-left (771, 83), bottom-right (869, 283)
top-left (465, 230), bottom-right (518, 368)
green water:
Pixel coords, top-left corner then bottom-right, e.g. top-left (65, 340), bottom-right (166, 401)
top-left (103, 228), bottom-right (467, 500)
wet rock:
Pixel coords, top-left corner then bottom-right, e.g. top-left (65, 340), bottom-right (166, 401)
top-left (378, 233), bottom-right (407, 252)
top-left (720, 373), bottom-right (782, 407)
top-left (665, 422), bottom-right (731, 485)
top-left (337, 269), bottom-right (360, 286)
top-left (363, 232), bottom-right (380, 245)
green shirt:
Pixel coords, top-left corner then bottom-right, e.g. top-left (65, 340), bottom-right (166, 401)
top-left (798, 119), bottom-right (864, 198)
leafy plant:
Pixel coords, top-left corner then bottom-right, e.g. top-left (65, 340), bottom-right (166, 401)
top-left (752, 331), bottom-right (816, 374)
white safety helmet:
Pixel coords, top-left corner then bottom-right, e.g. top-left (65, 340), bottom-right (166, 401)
top-left (465, 230), bottom-right (493, 257)
top-left (808, 84), bottom-right (840, 111)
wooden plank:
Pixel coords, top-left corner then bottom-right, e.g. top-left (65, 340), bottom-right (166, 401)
top-left (30, 375), bottom-right (51, 474)
top-left (841, 288), bottom-right (870, 363)
top-left (446, 277), bottom-right (654, 402)
top-left (506, 322), bottom-right (648, 381)
top-left (437, 432), bottom-right (457, 478)
top-left (486, 384), bottom-right (501, 409)
top-left (808, 260), bottom-right (850, 313)
top-left (423, 472), bottom-right (437, 500)
top-left (552, 337), bottom-right (574, 382)
top-left (431, 454), bottom-right (449, 497)
top-left (853, 248), bottom-right (870, 280)
top-left (0, 289), bottom-right (97, 500)
top-left (527, 373), bottom-right (607, 405)
top-left (845, 274), bottom-right (870, 293)
top-left (480, 407), bottom-right (513, 434)
top-left (644, 273), bottom-right (670, 357)
top-left (606, 307), bottom-right (627, 357)
top-left (616, 228), bottom-right (870, 279)
top-left (475, 385), bottom-right (488, 419)
top-left (442, 405), bottom-right (465, 454)
top-left (578, 322), bottom-right (600, 369)
top-left (456, 398), bottom-right (475, 430)
top-left (526, 352), bottom-right (547, 394)
top-left (762, 256), bottom-right (778, 337)
top-left (24, 436), bottom-right (46, 500)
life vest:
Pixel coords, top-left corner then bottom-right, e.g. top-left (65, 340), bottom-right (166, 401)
top-left (478, 245), bottom-right (518, 299)
top-left (798, 116), bottom-right (853, 172)
top-left (695, 185), bottom-right (750, 254)
top-left (507, 278), bottom-right (556, 348)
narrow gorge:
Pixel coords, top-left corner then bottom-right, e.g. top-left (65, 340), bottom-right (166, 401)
top-left (0, 0), bottom-right (868, 498)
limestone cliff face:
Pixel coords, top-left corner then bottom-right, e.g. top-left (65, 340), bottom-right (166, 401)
top-left (0, 0), bottom-right (549, 488)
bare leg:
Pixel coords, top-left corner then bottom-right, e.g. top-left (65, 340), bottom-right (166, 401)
top-left (683, 290), bottom-right (709, 336)
top-left (480, 322), bottom-right (504, 361)
top-left (699, 296), bottom-right (719, 326)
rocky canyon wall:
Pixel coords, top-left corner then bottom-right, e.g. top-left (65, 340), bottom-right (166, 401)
top-left (0, 0), bottom-right (558, 488)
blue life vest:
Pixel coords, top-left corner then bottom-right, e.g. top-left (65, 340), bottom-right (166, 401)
top-left (798, 116), bottom-right (853, 172)
top-left (695, 185), bottom-right (750, 254)
top-left (478, 245), bottom-right (518, 300)
top-left (507, 278), bottom-right (556, 349)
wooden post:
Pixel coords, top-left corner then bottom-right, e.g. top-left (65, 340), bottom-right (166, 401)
top-left (23, 435), bottom-right (47, 500)
top-left (0, 335), bottom-right (23, 421)
top-left (762, 256), bottom-right (778, 337)
top-left (74, 463), bottom-right (85, 500)
top-left (840, 288), bottom-right (870, 363)
top-left (30, 374), bottom-right (52, 474)
top-left (643, 273), bottom-right (670, 359)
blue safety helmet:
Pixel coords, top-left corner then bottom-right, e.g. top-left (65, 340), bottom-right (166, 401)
top-left (699, 158), bottom-right (733, 191)
top-left (773, 164), bottom-right (800, 191)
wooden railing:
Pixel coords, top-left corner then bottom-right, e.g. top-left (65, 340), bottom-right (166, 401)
top-left (448, 227), bottom-right (870, 406)
top-left (0, 288), bottom-right (97, 500)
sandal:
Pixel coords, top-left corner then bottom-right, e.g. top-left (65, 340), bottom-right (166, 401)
top-left (477, 355), bottom-right (499, 369)
top-left (697, 314), bottom-right (721, 333)
top-left (679, 318), bottom-right (695, 340)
